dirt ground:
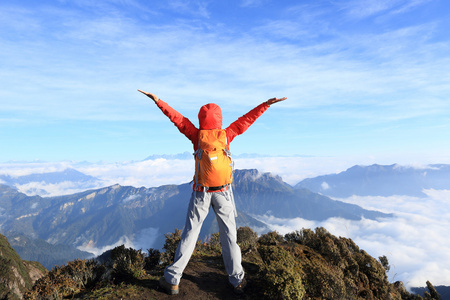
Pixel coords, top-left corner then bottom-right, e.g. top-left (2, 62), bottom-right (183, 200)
top-left (108, 256), bottom-right (259, 300)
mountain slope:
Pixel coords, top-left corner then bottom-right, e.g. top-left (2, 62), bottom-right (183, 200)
top-left (0, 182), bottom-right (267, 255)
top-left (6, 233), bottom-right (93, 270)
top-left (295, 164), bottom-right (450, 198)
top-left (0, 234), bottom-right (47, 300)
top-left (233, 169), bottom-right (389, 220)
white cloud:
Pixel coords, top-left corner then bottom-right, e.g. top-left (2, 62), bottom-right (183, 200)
top-left (77, 159), bottom-right (194, 188)
top-left (122, 194), bottom-right (142, 203)
top-left (0, 159), bottom-right (194, 196)
top-left (76, 227), bottom-right (159, 257)
top-left (15, 181), bottom-right (102, 197)
top-left (3, 155), bottom-right (450, 197)
top-left (132, 227), bottom-right (159, 250)
top-left (166, 0), bottom-right (210, 18)
top-left (321, 182), bottom-right (330, 190)
top-left (240, 0), bottom-right (266, 8)
top-left (0, 161), bottom-right (73, 177)
top-left (390, 0), bottom-right (434, 15)
top-left (77, 235), bottom-right (133, 257)
top-left (339, 0), bottom-right (420, 19)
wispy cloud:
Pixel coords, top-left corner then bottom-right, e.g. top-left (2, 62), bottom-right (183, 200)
top-left (337, 0), bottom-right (433, 19)
top-left (165, 0), bottom-right (210, 18)
top-left (390, 0), bottom-right (434, 15)
top-left (340, 0), bottom-right (403, 18)
top-left (240, 0), bottom-right (267, 8)
top-left (2, 0), bottom-right (448, 124)
top-left (1, 0), bottom-right (449, 162)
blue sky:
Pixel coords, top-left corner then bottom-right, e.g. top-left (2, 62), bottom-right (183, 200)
top-left (1, 0), bottom-right (450, 162)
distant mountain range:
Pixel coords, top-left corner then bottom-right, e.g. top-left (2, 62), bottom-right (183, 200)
top-left (295, 164), bottom-right (450, 198)
top-left (0, 168), bottom-right (102, 196)
top-left (0, 168), bottom-right (389, 269)
top-left (143, 151), bottom-right (193, 160)
top-left (142, 152), bottom-right (312, 160)
top-left (0, 168), bottom-right (98, 186)
top-left (5, 163), bottom-right (448, 271)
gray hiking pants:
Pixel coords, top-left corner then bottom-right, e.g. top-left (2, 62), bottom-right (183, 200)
top-left (164, 187), bottom-right (245, 287)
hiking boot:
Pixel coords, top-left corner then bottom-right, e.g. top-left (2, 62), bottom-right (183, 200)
top-left (159, 276), bottom-right (179, 295)
top-left (233, 278), bottom-right (247, 294)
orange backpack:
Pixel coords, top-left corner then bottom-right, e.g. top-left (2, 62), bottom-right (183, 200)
top-left (193, 129), bottom-right (234, 188)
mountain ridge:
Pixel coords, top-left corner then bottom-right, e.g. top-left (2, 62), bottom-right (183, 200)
top-left (295, 163), bottom-right (450, 198)
top-left (0, 168), bottom-right (98, 186)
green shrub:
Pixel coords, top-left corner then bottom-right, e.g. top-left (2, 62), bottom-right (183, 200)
top-left (237, 226), bottom-right (258, 253)
top-left (424, 281), bottom-right (442, 300)
top-left (379, 255), bottom-right (390, 272)
top-left (24, 259), bottom-right (102, 300)
top-left (257, 245), bottom-right (305, 299)
top-left (285, 227), bottom-right (394, 299)
top-left (191, 233), bottom-right (222, 257)
top-left (145, 248), bottom-right (161, 270)
top-left (207, 232), bottom-right (222, 254)
top-left (258, 231), bottom-right (284, 246)
top-left (286, 227), bottom-right (341, 264)
top-left (110, 245), bottom-right (146, 279)
top-left (160, 229), bottom-right (182, 265)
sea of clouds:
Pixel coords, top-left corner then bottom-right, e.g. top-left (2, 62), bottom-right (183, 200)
top-left (0, 154), bottom-right (398, 195)
top-left (1, 155), bottom-right (450, 289)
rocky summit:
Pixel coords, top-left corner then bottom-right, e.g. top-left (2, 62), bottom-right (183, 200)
top-left (23, 227), bottom-right (441, 300)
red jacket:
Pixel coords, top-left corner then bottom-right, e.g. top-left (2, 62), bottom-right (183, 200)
top-left (156, 100), bottom-right (270, 151)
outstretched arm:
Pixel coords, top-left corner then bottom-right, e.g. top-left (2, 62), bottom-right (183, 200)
top-left (138, 89), bottom-right (159, 104)
top-left (226, 96), bottom-right (287, 143)
top-left (137, 89), bottom-right (198, 143)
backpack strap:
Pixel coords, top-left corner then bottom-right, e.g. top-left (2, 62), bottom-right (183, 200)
top-left (193, 138), bottom-right (208, 193)
top-left (223, 136), bottom-right (234, 179)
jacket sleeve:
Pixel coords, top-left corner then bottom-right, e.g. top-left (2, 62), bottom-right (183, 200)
top-left (156, 99), bottom-right (198, 144)
top-left (225, 102), bottom-right (270, 144)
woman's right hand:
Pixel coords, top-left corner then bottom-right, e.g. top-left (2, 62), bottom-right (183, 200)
top-left (267, 97), bottom-right (287, 105)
